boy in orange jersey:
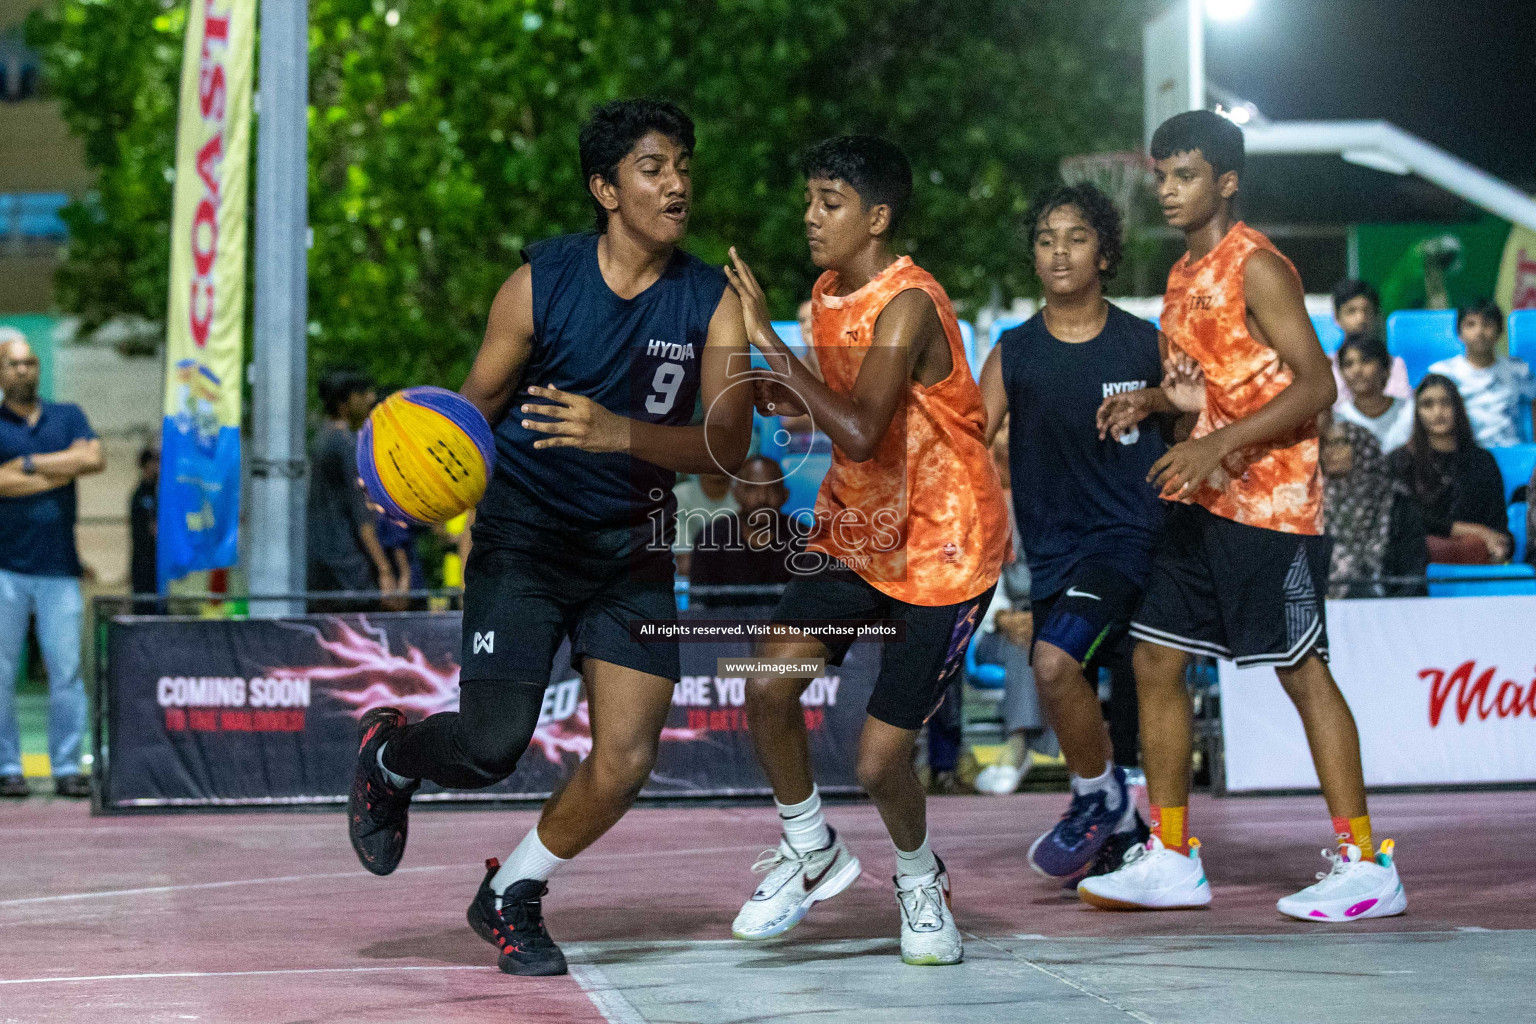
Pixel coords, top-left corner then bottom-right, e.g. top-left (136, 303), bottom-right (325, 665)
top-left (1081, 111), bottom-right (1406, 921)
top-left (722, 137), bottom-right (1011, 965)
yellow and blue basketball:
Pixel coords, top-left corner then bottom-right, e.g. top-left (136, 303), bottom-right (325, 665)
top-left (357, 386), bottom-right (495, 525)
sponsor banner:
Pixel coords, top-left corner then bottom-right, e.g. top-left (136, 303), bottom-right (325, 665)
top-left (103, 607), bottom-right (878, 808)
top-left (1220, 596), bottom-right (1536, 791)
top-left (1495, 224), bottom-right (1536, 315)
top-left (157, 0), bottom-right (254, 587)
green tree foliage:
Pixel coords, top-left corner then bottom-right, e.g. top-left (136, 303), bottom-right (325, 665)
top-left (32, 0), bottom-right (1149, 391)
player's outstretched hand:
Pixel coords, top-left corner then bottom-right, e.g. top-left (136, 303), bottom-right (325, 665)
top-left (520, 385), bottom-right (630, 453)
top-left (1096, 389), bottom-right (1153, 441)
top-left (724, 247), bottom-right (776, 351)
top-left (1148, 434), bottom-right (1224, 500)
top-left (1162, 349), bottom-right (1206, 414)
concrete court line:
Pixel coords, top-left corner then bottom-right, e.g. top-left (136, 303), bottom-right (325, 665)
top-left (968, 932), bottom-right (1159, 1024)
top-left (0, 965), bottom-right (496, 986)
top-left (570, 963), bottom-right (650, 1024)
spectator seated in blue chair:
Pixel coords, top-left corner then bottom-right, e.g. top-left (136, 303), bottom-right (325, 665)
top-left (1322, 422), bottom-right (1426, 598)
top-left (1387, 375), bottom-right (1512, 566)
top-left (1427, 299), bottom-right (1536, 449)
top-left (1334, 335), bottom-right (1414, 454)
top-left (1329, 279), bottom-right (1409, 411)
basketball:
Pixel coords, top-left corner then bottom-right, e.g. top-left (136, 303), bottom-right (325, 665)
top-left (357, 386), bottom-right (495, 525)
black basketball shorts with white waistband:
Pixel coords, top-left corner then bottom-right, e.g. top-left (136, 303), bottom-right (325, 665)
top-left (1130, 503), bottom-right (1332, 669)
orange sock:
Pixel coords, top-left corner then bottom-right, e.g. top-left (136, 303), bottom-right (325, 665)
top-left (1151, 805), bottom-right (1186, 851)
top-left (1331, 814), bottom-right (1374, 858)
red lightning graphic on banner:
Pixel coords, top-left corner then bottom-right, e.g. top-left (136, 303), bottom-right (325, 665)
top-left (274, 619), bottom-right (703, 765)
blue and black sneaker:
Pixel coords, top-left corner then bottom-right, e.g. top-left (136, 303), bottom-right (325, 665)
top-left (1028, 765), bottom-right (1136, 878)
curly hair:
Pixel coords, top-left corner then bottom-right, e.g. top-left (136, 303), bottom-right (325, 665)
top-left (1025, 182), bottom-right (1124, 283)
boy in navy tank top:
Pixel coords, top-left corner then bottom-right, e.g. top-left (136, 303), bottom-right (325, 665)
top-left (979, 183), bottom-right (1202, 881)
top-left (346, 100), bottom-right (754, 977)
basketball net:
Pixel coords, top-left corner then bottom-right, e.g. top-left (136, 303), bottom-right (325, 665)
top-left (1059, 152), bottom-right (1152, 229)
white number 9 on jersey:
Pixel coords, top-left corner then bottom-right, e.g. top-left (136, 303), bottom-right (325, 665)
top-left (645, 361), bottom-right (685, 414)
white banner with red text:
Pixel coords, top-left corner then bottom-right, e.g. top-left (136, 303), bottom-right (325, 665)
top-left (1219, 596), bottom-right (1536, 791)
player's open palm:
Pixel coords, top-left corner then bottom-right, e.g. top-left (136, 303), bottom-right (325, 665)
top-left (724, 247), bottom-right (775, 350)
top-left (520, 385), bottom-right (629, 453)
top-left (1162, 349), bottom-right (1205, 414)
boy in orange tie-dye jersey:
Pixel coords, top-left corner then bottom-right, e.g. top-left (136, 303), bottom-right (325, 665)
top-left (1081, 111), bottom-right (1407, 922)
top-left (722, 137), bottom-right (1011, 966)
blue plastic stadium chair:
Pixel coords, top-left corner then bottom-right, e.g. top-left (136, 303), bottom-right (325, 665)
top-left (1490, 444), bottom-right (1536, 504)
top-left (770, 320), bottom-right (802, 349)
top-left (0, 194), bottom-right (14, 239)
top-left (1312, 314), bottom-right (1345, 354)
top-left (965, 634), bottom-right (1007, 690)
top-left (1425, 562), bottom-right (1536, 598)
top-left (18, 193), bottom-right (68, 239)
top-left (1510, 309), bottom-right (1536, 368)
top-left (1510, 503), bottom-right (1528, 565)
top-left (989, 315), bottom-right (1028, 352)
top-left (1386, 309), bottom-right (1461, 387)
top-left (958, 320), bottom-right (980, 378)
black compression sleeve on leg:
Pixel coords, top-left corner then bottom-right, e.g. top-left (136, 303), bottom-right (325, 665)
top-left (381, 678), bottom-right (547, 789)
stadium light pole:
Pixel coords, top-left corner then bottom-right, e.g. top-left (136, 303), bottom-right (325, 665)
top-left (249, 0), bottom-right (309, 616)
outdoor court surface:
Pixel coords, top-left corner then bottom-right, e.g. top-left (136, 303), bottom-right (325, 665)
top-left (2, 791), bottom-right (1531, 1024)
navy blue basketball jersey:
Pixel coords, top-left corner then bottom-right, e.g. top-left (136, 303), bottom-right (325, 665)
top-left (477, 232), bottom-right (726, 533)
top-left (999, 302), bottom-right (1166, 599)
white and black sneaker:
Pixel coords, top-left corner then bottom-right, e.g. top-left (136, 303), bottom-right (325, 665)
top-left (732, 828), bottom-right (861, 940)
top-left (896, 857), bottom-right (961, 965)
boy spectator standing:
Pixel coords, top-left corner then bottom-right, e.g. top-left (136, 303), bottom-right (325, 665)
top-left (307, 369), bottom-right (396, 607)
top-left (1328, 279), bottom-right (1409, 411)
top-left (1428, 299), bottom-right (1536, 448)
top-left (0, 338), bottom-right (104, 798)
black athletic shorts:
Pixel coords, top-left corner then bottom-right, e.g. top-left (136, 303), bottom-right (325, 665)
top-left (772, 557), bottom-right (994, 731)
top-left (1031, 562), bottom-right (1143, 667)
top-left (459, 514), bottom-right (678, 684)
top-left (1130, 503), bottom-right (1331, 669)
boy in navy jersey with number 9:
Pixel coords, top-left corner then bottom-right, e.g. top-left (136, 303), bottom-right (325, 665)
top-left (345, 100), bottom-right (754, 978)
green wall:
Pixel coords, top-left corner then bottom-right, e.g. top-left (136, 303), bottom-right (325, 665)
top-left (1355, 216), bottom-right (1512, 316)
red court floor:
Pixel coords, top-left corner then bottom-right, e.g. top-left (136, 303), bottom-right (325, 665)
top-left (1, 791), bottom-right (1531, 1023)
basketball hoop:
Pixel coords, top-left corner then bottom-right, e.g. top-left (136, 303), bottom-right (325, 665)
top-left (1059, 152), bottom-right (1153, 228)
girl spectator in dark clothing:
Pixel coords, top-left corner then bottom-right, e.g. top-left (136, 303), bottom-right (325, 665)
top-left (1387, 374), bottom-right (1512, 565)
top-left (1322, 421), bottom-right (1426, 597)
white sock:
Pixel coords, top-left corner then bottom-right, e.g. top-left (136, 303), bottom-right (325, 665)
top-left (894, 834), bottom-right (939, 879)
top-left (491, 826), bottom-right (570, 894)
top-left (776, 786), bottom-right (832, 854)
top-left (1071, 761), bottom-right (1122, 812)
top-left (376, 743), bottom-right (413, 789)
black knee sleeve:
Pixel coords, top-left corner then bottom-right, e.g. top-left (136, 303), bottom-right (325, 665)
top-left (382, 678), bottom-right (546, 790)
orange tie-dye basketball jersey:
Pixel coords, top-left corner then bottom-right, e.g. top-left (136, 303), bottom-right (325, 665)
top-left (1162, 222), bottom-right (1323, 536)
top-left (806, 256), bottom-right (1011, 606)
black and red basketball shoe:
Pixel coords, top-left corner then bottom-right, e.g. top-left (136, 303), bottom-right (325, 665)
top-left (347, 707), bottom-right (419, 875)
top-left (467, 859), bottom-right (569, 976)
